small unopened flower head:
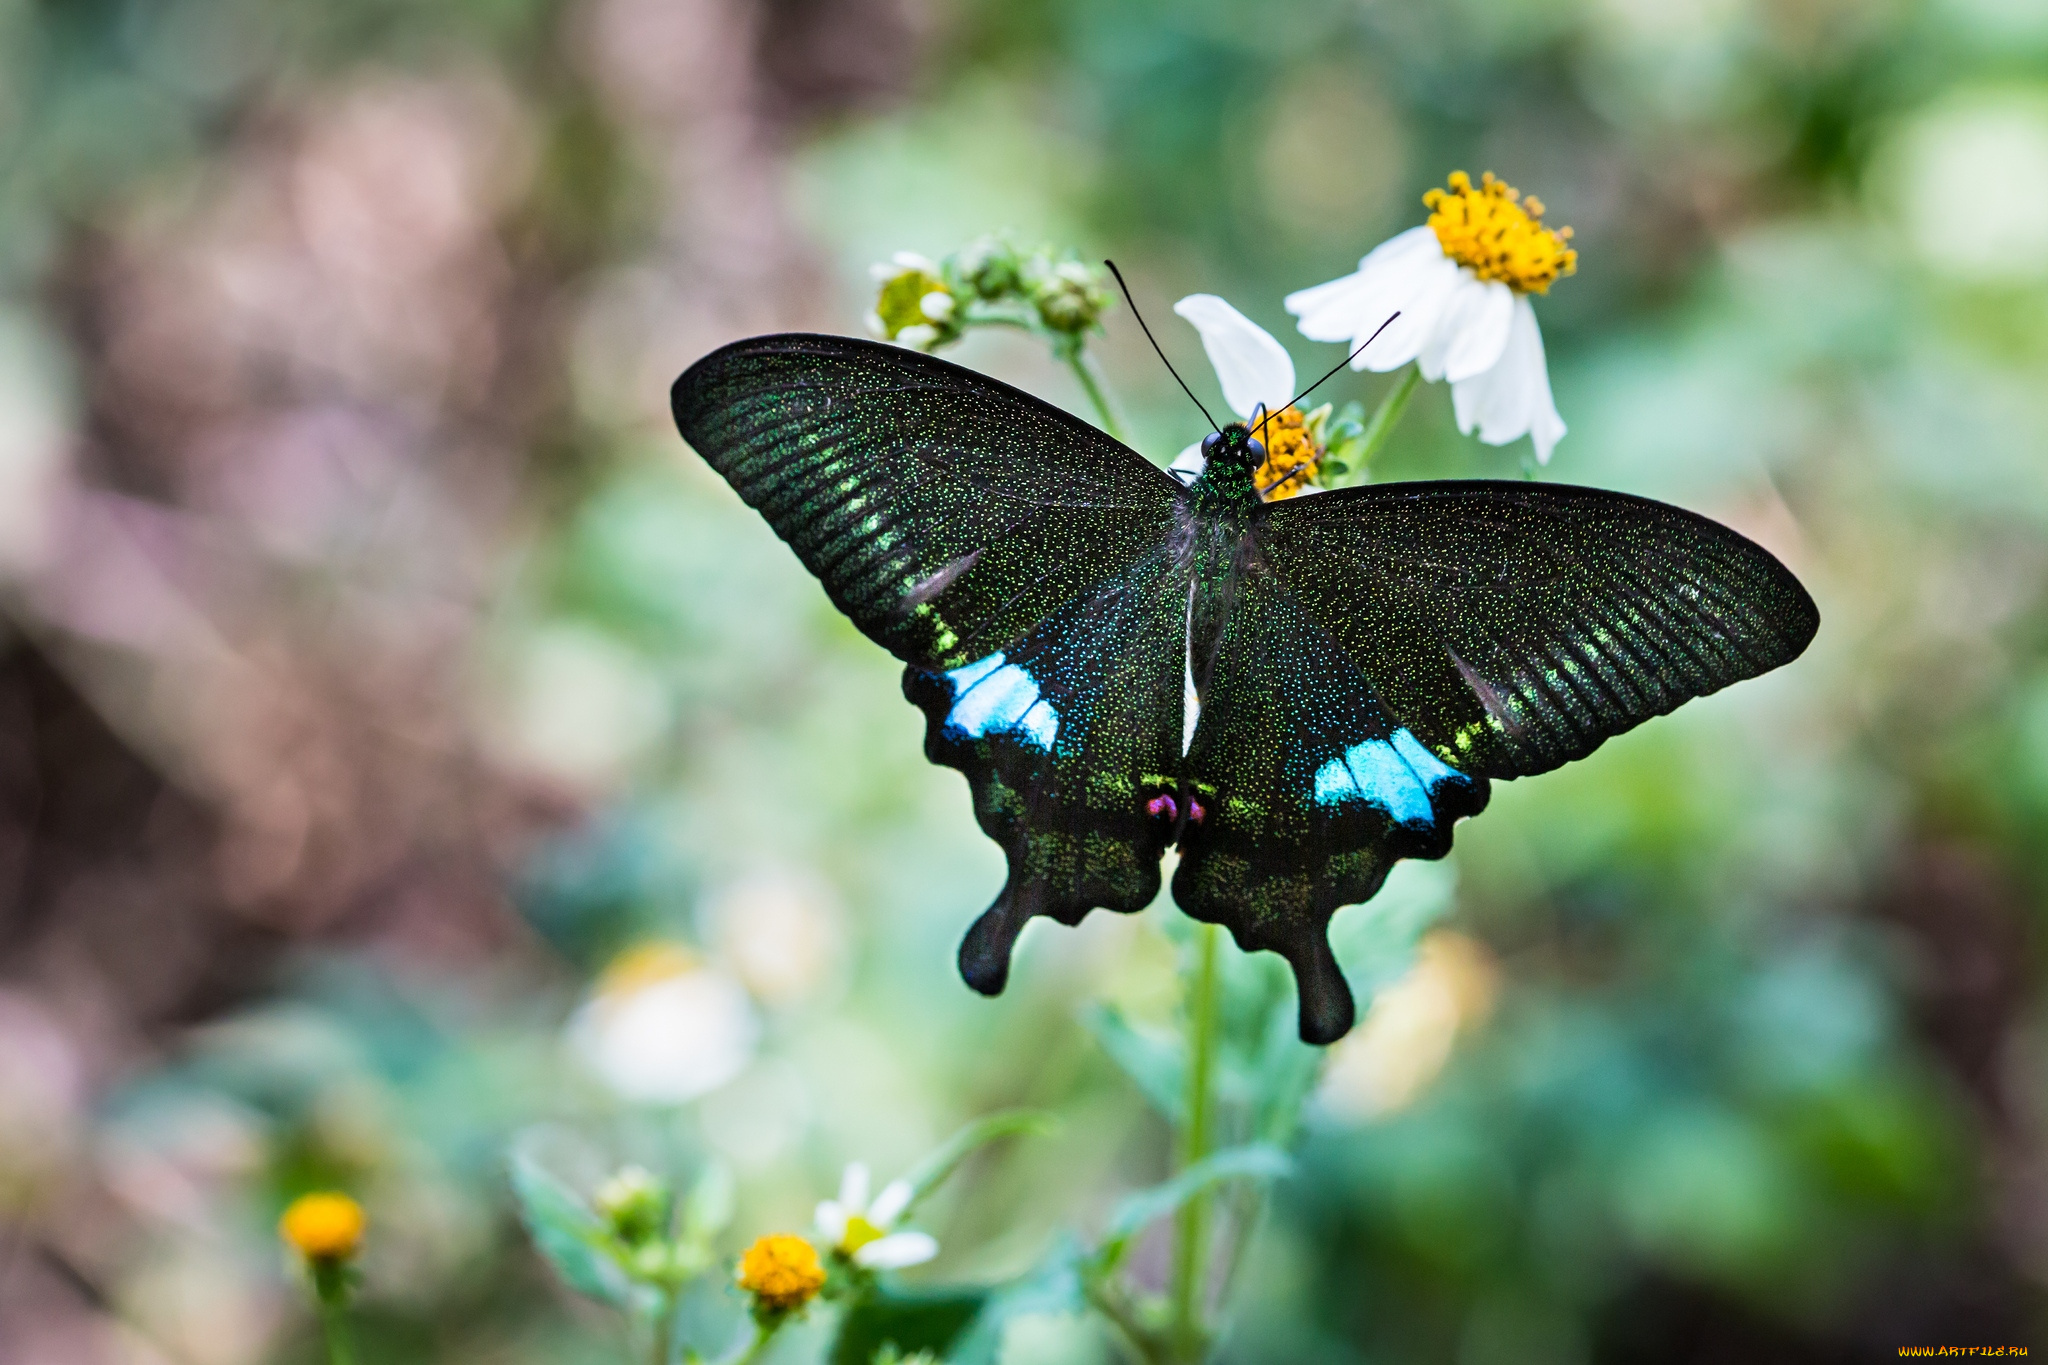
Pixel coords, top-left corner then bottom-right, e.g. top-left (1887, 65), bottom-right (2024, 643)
top-left (279, 1192), bottom-right (366, 1262)
top-left (870, 252), bottom-right (959, 351)
top-left (594, 1165), bottom-right (669, 1246)
top-left (1027, 257), bottom-right (1112, 337)
top-left (736, 1233), bottom-right (826, 1315)
top-left (954, 235), bottom-right (1022, 299)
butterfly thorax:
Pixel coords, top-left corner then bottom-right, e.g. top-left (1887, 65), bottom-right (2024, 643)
top-left (1188, 424), bottom-right (1266, 517)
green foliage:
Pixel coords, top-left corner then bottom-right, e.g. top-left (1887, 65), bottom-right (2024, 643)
top-left (828, 1289), bottom-right (988, 1365)
top-left (508, 1144), bottom-right (637, 1310)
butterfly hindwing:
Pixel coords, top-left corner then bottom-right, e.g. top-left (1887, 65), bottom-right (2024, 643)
top-left (905, 543), bottom-right (1189, 994)
top-left (1175, 562), bottom-right (1491, 1044)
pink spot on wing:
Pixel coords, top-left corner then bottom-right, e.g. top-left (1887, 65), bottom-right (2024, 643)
top-left (1189, 799), bottom-right (1206, 824)
top-left (1146, 794), bottom-right (1178, 821)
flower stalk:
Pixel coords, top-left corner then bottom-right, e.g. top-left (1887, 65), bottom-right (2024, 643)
top-left (1065, 351), bottom-right (1129, 445)
top-left (1337, 368), bottom-right (1422, 486)
top-left (1169, 923), bottom-right (1221, 1363)
top-left (279, 1192), bottom-right (366, 1365)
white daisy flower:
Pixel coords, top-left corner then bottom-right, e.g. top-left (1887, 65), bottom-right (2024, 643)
top-left (814, 1161), bottom-right (939, 1271)
top-left (1166, 294), bottom-right (1325, 500)
top-left (1286, 171), bottom-right (1576, 464)
top-left (566, 943), bottom-right (757, 1105)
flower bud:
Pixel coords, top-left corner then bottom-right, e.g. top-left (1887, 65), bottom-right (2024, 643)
top-left (1027, 257), bottom-right (1111, 337)
top-left (736, 1233), bottom-right (826, 1318)
top-left (279, 1192), bottom-right (367, 1263)
top-left (870, 254), bottom-right (960, 350)
top-left (953, 235), bottom-right (1021, 299)
top-left (595, 1165), bottom-right (670, 1247)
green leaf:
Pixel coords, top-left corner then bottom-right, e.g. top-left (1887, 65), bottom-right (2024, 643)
top-left (1082, 1004), bottom-right (1185, 1123)
top-left (941, 1236), bottom-right (1089, 1365)
top-left (507, 1144), bottom-right (635, 1308)
top-left (899, 1109), bottom-right (1055, 1216)
top-left (1092, 1145), bottom-right (1291, 1269)
top-left (1329, 859), bottom-right (1456, 1000)
top-left (1249, 1001), bottom-right (1324, 1144)
top-left (829, 1287), bottom-right (988, 1365)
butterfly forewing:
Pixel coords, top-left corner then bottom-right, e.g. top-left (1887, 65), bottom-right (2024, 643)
top-left (1258, 481), bottom-right (1819, 779)
top-left (671, 333), bottom-right (1182, 671)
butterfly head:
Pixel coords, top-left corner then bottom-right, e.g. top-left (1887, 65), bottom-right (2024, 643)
top-left (1200, 424), bottom-right (1267, 473)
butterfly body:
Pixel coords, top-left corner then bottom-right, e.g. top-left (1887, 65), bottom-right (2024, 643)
top-left (672, 333), bottom-right (1817, 1043)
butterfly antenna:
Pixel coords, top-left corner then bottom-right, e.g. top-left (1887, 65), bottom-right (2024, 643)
top-left (1280, 311), bottom-right (1402, 414)
top-left (1104, 260), bottom-right (1219, 434)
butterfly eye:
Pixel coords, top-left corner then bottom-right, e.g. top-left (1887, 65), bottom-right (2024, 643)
top-left (1201, 432), bottom-right (1222, 456)
top-left (1246, 438), bottom-right (1266, 461)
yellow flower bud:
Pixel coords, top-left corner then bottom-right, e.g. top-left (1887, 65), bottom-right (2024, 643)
top-left (736, 1233), bottom-right (826, 1314)
top-left (279, 1192), bottom-right (366, 1262)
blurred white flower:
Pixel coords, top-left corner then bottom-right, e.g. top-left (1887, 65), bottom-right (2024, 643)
top-left (1318, 931), bottom-right (1499, 1121)
top-left (568, 943), bottom-right (757, 1105)
top-left (706, 867), bottom-right (845, 1007)
top-left (1287, 171), bottom-right (1575, 464)
top-left (1878, 89), bottom-right (2048, 283)
top-left (1166, 295), bottom-right (1323, 499)
top-left (815, 1161), bottom-right (938, 1270)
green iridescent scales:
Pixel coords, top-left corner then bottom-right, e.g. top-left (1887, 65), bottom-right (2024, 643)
top-left (671, 334), bottom-right (1819, 1044)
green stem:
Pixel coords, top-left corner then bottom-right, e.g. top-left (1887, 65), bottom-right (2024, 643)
top-left (728, 1320), bottom-right (775, 1365)
top-left (310, 1263), bottom-right (356, 1365)
top-left (654, 1286), bottom-right (680, 1365)
top-left (1168, 924), bottom-right (1221, 1363)
top-left (1083, 1278), bottom-right (1168, 1365)
top-left (1066, 351), bottom-right (1130, 446)
top-left (1340, 365), bottom-right (1421, 483)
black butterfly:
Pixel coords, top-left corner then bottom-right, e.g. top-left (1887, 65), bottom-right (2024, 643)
top-left (671, 333), bottom-right (1817, 1043)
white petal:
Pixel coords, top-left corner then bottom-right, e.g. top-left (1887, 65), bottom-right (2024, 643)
top-left (1416, 274), bottom-right (1486, 383)
top-left (1439, 279), bottom-right (1515, 383)
top-left (838, 1162), bottom-right (870, 1214)
top-left (1173, 294), bottom-right (1296, 419)
top-left (852, 1231), bottom-right (939, 1270)
top-left (1450, 296), bottom-right (1565, 462)
top-left (1168, 441), bottom-right (1207, 487)
top-left (815, 1201), bottom-right (849, 1243)
top-left (1285, 227), bottom-right (1441, 343)
top-left (1353, 252), bottom-right (1465, 372)
top-left (868, 1179), bottom-right (913, 1229)
top-left (1283, 270), bottom-right (1379, 342)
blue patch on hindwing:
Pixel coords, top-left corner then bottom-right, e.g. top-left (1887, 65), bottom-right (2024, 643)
top-left (1312, 728), bottom-right (1467, 826)
top-left (943, 651), bottom-right (1058, 751)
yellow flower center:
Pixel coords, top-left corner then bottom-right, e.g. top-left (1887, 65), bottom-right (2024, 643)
top-left (839, 1214), bottom-right (886, 1255)
top-left (1250, 406), bottom-right (1320, 501)
top-left (595, 942), bottom-right (696, 998)
top-left (279, 1192), bottom-right (366, 1261)
top-left (1425, 171), bottom-right (1576, 295)
top-left (876, 267), bottom-right (951, 339)
top-left (737, 1234), bottom-right (827, 1312)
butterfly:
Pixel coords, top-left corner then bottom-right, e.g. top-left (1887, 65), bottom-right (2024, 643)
top-left (670, 332), bottom-right (1817, 1044)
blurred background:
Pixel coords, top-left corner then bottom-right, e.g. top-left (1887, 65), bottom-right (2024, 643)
top-left (2, 0), bottom-right (2046, 1360)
